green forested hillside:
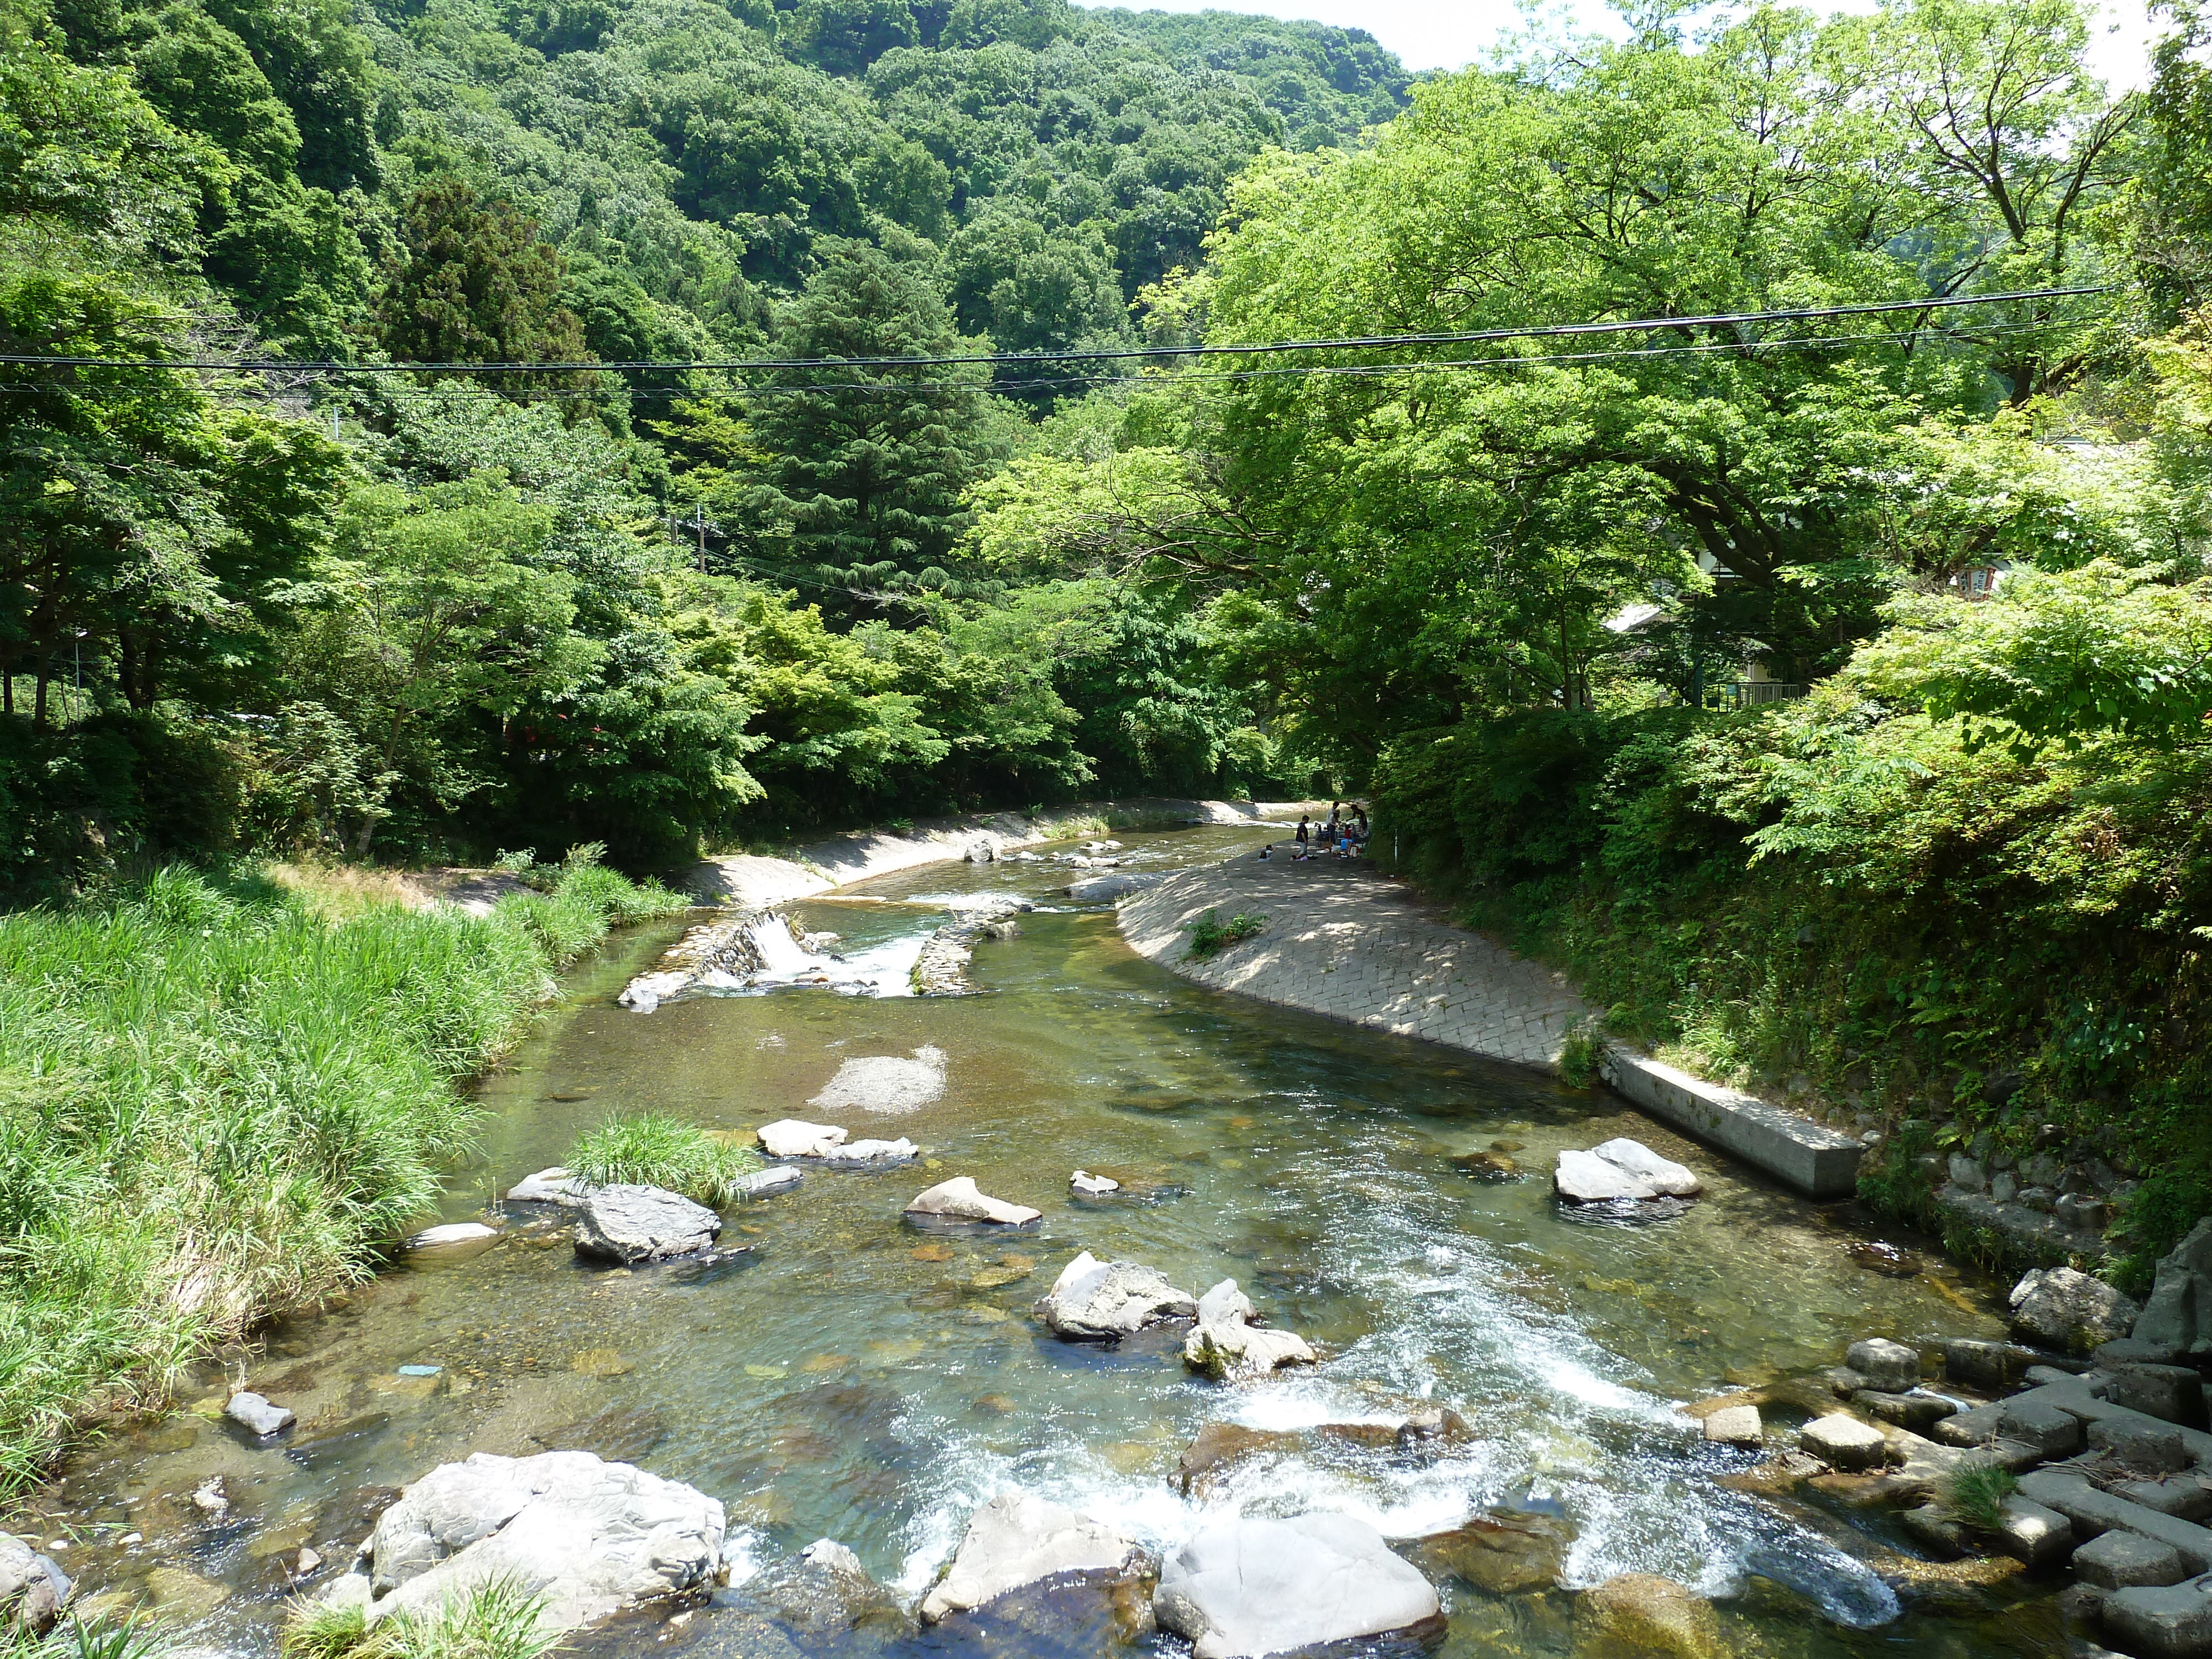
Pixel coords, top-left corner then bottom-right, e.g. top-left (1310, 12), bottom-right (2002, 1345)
top-left (0, 0), bottom-right (1408, 887)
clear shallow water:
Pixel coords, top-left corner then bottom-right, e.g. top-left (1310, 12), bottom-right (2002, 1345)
top-left (19, 827), bottom-right (2072, 1657)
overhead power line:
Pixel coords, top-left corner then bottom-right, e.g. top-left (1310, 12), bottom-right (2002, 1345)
top-left (0, 285), bottom-right (2113, 376)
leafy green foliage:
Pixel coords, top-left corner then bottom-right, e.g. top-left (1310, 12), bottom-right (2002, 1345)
top-left (1186, 907), bottom-right (1263, 959)
top-left (376, 180), bottom-right (588, 389)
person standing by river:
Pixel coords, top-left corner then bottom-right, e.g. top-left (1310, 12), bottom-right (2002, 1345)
top-left (1295, 815), bottom-right (1311, 858)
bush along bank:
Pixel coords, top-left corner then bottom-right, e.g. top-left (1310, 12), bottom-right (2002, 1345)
top-left (0, 853), bottom-right (686, 1490)
top-left (1372, 684), bottom-right (2211, 1296)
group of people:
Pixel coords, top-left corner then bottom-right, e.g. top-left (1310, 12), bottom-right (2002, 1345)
top-left (1259, 801), bottom-right (1370, 862)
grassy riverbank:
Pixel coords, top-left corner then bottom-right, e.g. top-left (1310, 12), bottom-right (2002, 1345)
top-left (0, 857), bottom-right (685, 1490)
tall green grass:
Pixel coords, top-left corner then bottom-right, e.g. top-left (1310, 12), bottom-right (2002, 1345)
top-left (0, 859), bottom-right (684, 1490)
top-left (566, 1112), bottom-right (761, 1204)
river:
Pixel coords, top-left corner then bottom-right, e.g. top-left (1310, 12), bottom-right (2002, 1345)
top-left (15, 825), bottom-right (2069, 1658)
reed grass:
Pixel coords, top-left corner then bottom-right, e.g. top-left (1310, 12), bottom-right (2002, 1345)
top-left (0, 858), bottom-right (684, 1490)
top-left (565, 1113), bottom-right (762, 1204)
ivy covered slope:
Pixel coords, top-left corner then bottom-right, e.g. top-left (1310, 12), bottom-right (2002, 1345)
top-left (967, 0), bottom-right (2212, 1284)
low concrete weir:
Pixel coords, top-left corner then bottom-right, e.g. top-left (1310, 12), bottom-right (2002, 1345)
top-left (1119, 850), bottom-right (1863, 1200)
top-left (1600, 1047), bottom-right (1864, 1199)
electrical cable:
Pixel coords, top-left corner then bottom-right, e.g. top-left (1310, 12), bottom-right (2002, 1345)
top-left (0, 285), bottom-right (2113, 375)
top-left (0, 314), bottom-right (2078, 404)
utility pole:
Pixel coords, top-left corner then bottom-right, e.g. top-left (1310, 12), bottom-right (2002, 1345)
top-left (693, 502), bottom-right (707, 571)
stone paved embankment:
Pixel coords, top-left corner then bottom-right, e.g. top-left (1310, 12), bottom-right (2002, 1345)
top-left (1120, 848), bottom-right (1865, 1197)
top-left (1118, 852), bottom-right (1594, 1067)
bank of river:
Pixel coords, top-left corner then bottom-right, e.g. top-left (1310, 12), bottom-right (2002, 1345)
top-left (12, 823), bottom-right (2052, 1658)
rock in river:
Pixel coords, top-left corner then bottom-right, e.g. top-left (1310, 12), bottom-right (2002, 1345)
top-left (1844, 1338), bottom-right (1921, 1394)
top-left (1066, 872), bottom-right (1167, 902)
top-left (508, 1167), bottom-right (586, 1206)
top-left (326, 1449), bottom-right (724, 1635)
top-left (905, 1176), bottom-right (1041, 1227)
top-left (919, 1491), bottom-right (1142, 1623)
top-left (1553, 1138), bottom-right (1702, 1203)
top-left (573, 1185), bottom-right (721, 1264)
top-left (1, 1534), bottom-right (73, 1635)
top-left (1575, 1574), bottom-right (1725, 1659)
top-left (808, 1046), bottom-right (946, 1116)
top-left (226, 1391), bottom-right (295, 1437)
top-left (820, 1137), bottom-right (919, 1166)
top-left (758, 1120), bottom-right (847, 1159)
top-left (1182, 1279), bottom-right (1315, 1382)
top-left (2009, 1265), bottom-right (2140, 1353)
top-left (1152, 1514), bottom-right (1440, 1659)
top-left (1034, 1252), bottom-right (1197, 1341)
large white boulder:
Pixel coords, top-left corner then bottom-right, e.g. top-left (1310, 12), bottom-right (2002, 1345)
top-left (1553, 1138), bottom-right (1702, 1203)
top-left (337, 1451), bottom-right (724, 1635)
top-left (905, 1176), bottom-right (1041, 1226)
top-left (758, 1120), bottom-right (847, 1160)
top-left (809, 1047), bottom-right (946, 1116)
top-left (919, 1492), bottom-right (1141, 1623)
top-left (1153, 1514), bottom-right (1440, 1659)
top-left (1035, 1252), bottom-right (1197, 1341)
top-left (572, 1186), bottom-right (721, 1263)
top-left (1183, 1279), bottom-right (1315, 1382)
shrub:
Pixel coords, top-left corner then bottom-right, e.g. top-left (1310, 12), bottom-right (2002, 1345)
top-left (1557, 1021), bottom-right (1605, 1088)
top-left (1187, 909), bottom-right (1265, 960)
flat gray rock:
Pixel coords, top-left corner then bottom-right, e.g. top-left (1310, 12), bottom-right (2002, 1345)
top-left (736, 1166), bottom-right (802, 1198)
top-left (226, 1391), bottom-right (295, 1437)
top-left (1153, 1514), bottom-right (1440, 1659)
top-left (819, 1137), bottom-right (918, 1166)
top-left (508, 1167), bottom-right (587, 1206)
top-left (919, 1492), bottom-right (1140, 1623)
top-left (809, 1047), bottom-right (946, 1116)
top-left (1066, 872), bottom-right (1166, 902)
top-left (1035, 1252), bottom-right (1197, 1341)
top-left (338, 1449), bottom-right (724, 1634)
top-left (573, 1185), bottom-right (721, 1263)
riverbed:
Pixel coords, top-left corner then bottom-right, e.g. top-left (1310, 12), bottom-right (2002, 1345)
top-left (15, 825), bottom-right (2067, 1657)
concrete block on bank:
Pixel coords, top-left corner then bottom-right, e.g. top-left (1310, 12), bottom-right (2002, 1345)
top-left (1599, 1046), bottom-right (1863, 1198)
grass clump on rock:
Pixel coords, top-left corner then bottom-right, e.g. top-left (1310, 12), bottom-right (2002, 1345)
top-left (1944, 1461), bottom-right (2018, 1533)
top-left (566, 1113), bottom-right (761, 1205)
top-left (0, 855), bottom-right (682, 1491)
top-left (283, 1578), bottom-right (562, 1659)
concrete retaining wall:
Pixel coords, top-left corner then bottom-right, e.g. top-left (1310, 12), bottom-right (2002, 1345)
top-left (1600, 1046), bottom-right (1864, 1199)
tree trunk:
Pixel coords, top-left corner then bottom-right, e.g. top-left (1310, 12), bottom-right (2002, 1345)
top-left (33, 653), bottom-right (48, 728)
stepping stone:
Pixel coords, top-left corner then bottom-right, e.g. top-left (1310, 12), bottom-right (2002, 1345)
top-left (1703, 1406), bottom-right (1762, 1448)
top-left (1800, 1415), bottom-right (1888, 1471)
top-left (758, 1120), bottom-right (847, 1159)
top-left (2079, 1531), bottom-right (2189, 1590)
top-left (1996, 1496), bottom-right (2073, 1569)
top-left (1845, 1339), bottom-right (1921, 1393)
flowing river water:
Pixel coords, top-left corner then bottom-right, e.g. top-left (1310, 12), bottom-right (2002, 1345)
top-left (16, 826), bottom-right (2073, 1658)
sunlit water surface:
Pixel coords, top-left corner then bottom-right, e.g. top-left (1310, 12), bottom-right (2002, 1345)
top-left (21, 827), bottom-right (2071, 1658)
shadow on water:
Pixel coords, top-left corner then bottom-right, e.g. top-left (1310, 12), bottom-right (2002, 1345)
top-left (14, 826), bottom-right (2049, 1658)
